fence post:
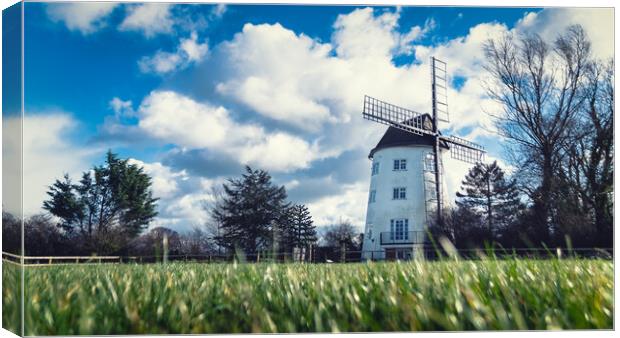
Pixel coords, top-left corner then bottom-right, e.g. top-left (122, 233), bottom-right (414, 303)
top-left (163, 234), bottom-right (169, 264)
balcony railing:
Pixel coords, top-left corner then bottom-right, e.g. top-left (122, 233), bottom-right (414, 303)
top-left (380, 231), bottom-right (426, 245)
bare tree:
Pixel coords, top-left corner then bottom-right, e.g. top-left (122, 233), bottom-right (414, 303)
top-left (561, 59), bottom-right (614, 247)
top-left (322, 220), bottom-right (361, 250)
top-left (483, 25), bottom-right (592, 244)
top-left (202, 184), bottom-right (228, 255)
top-left (179, 227), bottom-right (216, 255)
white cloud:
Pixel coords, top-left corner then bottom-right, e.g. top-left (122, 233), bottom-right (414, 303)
top-left (211, 4), bottom-right (227, 19)
top-left (399, 18), bottom-right (436, 54)
top-left (2, 114), bottom-right (98, 216)
top-left (180, 32), bottom-right (209, 61)
top-left (128, 159), bottom-right (188, 199)
top-left (136, 90), bottom-right (251, 148)
top-left (139, 32), bottom-right (209, 75)
top-left (2, 116), bottom-right (22, 216)
top-left (213, 9), bottom-right (443, 133)
top-left (46, 3), bottom-right (118, 34)
top-left (135, 90), bottom-right (321, 172)
top-left (207, 7), bottom-right (500, 148)
top-left (140, 52), bottom-right (183, 74)
top-left (306, 181), bottom-right (369, 228)
top-left (119, 3), bottom-right (174, 37)
top-left (515, 8), bottom-right (613, 59)
top-left (127, 160), bottom-right (221, 232)
top-left (109, 97), bottom-right (135, 118)
top-left (332, 7), bottom-right (400, 60)
top-left (155, 192), bottom-right (211, 231)
top-left (236, 132), bottom-right (318, 171)
top-left (215, 23), bottom-right (337, 131)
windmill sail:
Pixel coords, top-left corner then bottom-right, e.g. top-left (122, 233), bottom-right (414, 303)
top-left (362, 96), bottom-right (433, 136)
top-left (431, 57), bottom-right (449, 123)
top-left (440, 135), bottom-right (485, 163)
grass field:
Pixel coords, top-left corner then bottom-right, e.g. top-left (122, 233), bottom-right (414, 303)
top-left (2, 258), bottom-right (613, 334)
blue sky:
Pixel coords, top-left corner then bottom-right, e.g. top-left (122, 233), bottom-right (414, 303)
top-left (6, 2), bottom-right (613, 232)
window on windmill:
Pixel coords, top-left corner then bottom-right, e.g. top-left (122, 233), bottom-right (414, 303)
top-left (390, 219), bottom-right (409, 240)
top-left (393, 187), bottom-right (406, 200)
top-left (371, 162), bottom-right (380, 175)
top-left (368, 190), bottom-right (376, 203)
top-left (424, 153), bottom-right (435, 172)
top-left (393, 159), bottom-right (407, 171)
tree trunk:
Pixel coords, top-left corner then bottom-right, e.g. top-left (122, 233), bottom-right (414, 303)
top-left (536, 156), bottom-right (553, 244)
top-left (487, 173), bottom-right (493, 237)
top-left (593, 193), bottom-right (612, 247)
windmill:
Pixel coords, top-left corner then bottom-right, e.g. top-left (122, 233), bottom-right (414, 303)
top-left (362, 57), bottom-right (485, 226)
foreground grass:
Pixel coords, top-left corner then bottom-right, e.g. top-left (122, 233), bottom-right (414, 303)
top-left (2, 258), bottom-right (613, 334)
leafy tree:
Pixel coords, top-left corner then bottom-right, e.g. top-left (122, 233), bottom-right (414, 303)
top-left (456, 161), bottom-right (523, 238)
top-left (43, 151), bottom-right (158, 254)
top-left (211, 166), bottom-right (289, 256)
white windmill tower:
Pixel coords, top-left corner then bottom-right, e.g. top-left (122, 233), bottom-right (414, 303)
top-left (361, 57), bottom-right (485, 260)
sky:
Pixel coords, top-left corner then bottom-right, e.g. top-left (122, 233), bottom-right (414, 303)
top-left (3, 2), bottom-right (614, 232)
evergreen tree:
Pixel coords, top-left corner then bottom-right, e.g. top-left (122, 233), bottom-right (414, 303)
top-left (43, 150), bottom-right (158, 254)
top-left (212, 166), bottom-right (289, 256)
top-left (456, 161), bottom-right (523, 240)
top-left (278, 204), bottom-right (317, 253)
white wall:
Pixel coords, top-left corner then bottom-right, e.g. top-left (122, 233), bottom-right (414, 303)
top-left (361, 145), bottom-right (447, 259)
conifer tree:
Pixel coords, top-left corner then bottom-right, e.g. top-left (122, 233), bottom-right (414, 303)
top-left (212, 166), bottom-right (289, 255)
top-left (280, 204), bottom-right (317, 253)
top-left (456, 161), bottom-right (523, 238)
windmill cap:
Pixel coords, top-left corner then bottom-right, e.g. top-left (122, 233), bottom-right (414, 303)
top-left (368, 114), bottom-right (449, 159)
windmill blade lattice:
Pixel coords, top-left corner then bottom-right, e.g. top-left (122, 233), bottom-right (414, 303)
top-left (431, 58), bottom-right (449, 123)
top-left (362, 96), bottom-right (432, 136)
top-left (441, 135), bottom-right (485, 164)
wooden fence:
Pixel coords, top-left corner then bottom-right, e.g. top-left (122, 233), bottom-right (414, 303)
top-left (2, 252), bottom-right (122, 266)
top-left (2, 247), bottom-right (613, 267)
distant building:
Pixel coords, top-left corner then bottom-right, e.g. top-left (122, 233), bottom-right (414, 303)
top-left (361, 114), bottom-right (448, 260)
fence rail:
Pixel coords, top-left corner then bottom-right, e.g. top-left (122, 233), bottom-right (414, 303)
top-left (2, 247), bottom-right (613, 266)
